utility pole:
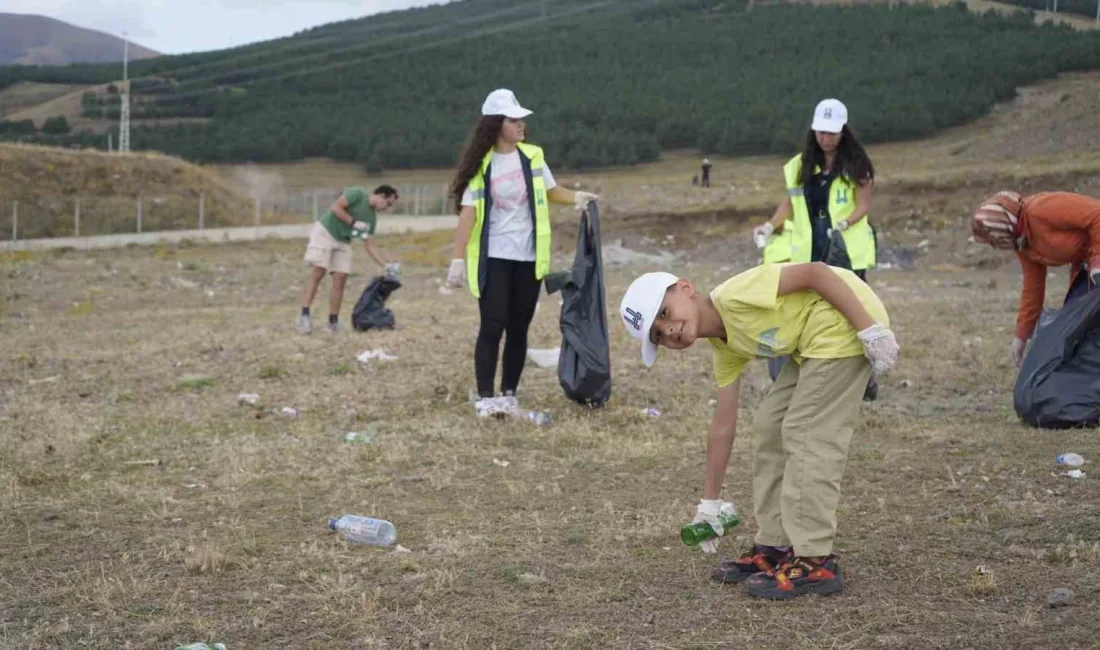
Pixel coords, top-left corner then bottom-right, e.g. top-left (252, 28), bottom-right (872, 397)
top-left (119, 31), bottom-right (131, 153)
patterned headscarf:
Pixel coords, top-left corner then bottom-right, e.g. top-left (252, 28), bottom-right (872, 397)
top-left (971, 191), bottom-right (1023, 250)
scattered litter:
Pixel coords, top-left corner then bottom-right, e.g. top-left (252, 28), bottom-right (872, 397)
top-left (518, 409), bottom-right (552, 426)
top-left (1056, 453), bottom-right (1085, 467)
top-left (124, 459), bottom-right (162, 467)
top-left (391, 544), bottom-right (412, 554)
top-left (328, 514), bottom-right (397, 547)
top-left (279, 407), bottom-right (298, 418)
top-left (917, 240), bottom-right (930, 249)
top-left (182, 483), bottom-right (206, 489)
top-left (1047, 587), bottom-right (1074, 608)
top-left (170, 276), bottom-right (200, 290)
top-left (492, 458), bottom-right (511, 467)
top-left (1065, 469), bottom-right (1086, 479)
top-left (178, 374), bottom-right (213, 390)
top-left (344, 430), bottom-right (377, 444)
top-left (174, 644), bottom-right (227, 650)
top-left (29, 376), bottom-right (59, 386)
top-left (237, 393), bottom-right (260, 406)
top-left (662, 547), bottom-right (671, 551)
top-left (708, 399), bottom-right (717, 407)
top-left (900, 380), bottom-right (914, 388)
top-left (975, 565), bottom-right (990, 575)
top-left (527, 347), bottom-right (561, 368)
top-left (643, 407), bottom-right (661, 418)
top-left (357, 349), bottom-right (399, 364)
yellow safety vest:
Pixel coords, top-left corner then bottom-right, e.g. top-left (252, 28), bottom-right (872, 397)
top-left (763, 154), bottom-right (876, 270)
top-left (464, 142), bottom-right (552, 297)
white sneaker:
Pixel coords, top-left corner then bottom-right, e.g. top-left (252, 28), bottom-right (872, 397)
top-left (475, 396), bottom-right (518, 419)
top-left (296, 313), bottom-right (312, 335)
top-left (326, 321), bottom-right (341, 334)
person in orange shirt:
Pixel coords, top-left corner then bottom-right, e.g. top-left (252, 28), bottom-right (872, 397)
top-left (971, 191), bottom-right (1100, 365)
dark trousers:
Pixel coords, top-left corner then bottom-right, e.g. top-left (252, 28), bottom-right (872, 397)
top-left (476, 258), bottom-right (542, 398)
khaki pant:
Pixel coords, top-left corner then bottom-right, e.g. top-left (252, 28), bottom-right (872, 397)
top-left (751, 356), bottom-right (870, 557)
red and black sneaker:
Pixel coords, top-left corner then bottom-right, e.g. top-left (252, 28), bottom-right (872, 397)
top-left (745, 556), bottom-right (843, 600)
top-left (712, 545), bottom-right (793, 584)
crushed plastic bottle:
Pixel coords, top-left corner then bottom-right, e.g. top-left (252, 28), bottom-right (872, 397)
top-left (1056, 453), bottom-right (1085, 467)
top-left (643, 407), bottom-right (661, 418)
top-left (174, 644), bottom-right (227, 650)
top-left (754, 232), bottom-right (768, 249)
top-left (328, 514), bottom-right (397, 547)
top-left (516, 409), bottom-right (552, 426)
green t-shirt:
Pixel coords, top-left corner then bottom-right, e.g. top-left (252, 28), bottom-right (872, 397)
top-left (320, 187), bottom-right (376, 243)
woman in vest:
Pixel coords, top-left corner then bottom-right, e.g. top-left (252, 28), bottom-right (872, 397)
top-left (753, 98), bottom-right (876, 281)
top-left (446, 89), bottom-right (597, 414)
top-left (752, 99), bottom-right (878, 397)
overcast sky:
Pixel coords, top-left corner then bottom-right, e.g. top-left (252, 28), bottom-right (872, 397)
top-left (3, 0), bottom-right (444, 54)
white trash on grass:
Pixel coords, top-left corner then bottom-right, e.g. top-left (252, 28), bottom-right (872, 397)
top-left (527, 348), bottom-right (561, 368)
top-left (237, 393), bottom-right (260, 406)
top-left (357, 349), bottom-right (399, 364)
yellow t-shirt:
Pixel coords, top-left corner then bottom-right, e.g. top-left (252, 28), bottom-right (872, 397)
top-left (708, 264), bottom-right (890, 387)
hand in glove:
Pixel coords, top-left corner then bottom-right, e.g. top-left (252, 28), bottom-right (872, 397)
top-left (446, 258), bottom-right (466, 287)
top-left (692, 499), bottom-right (738, 554)
top-left (857, 323), bottom-right (899, 374)
top-left (1010, 336), bottom-right (1028, 367)
top-left (1090, 267), bottom-right (1100, 287)
top-left (835, 219), bottom-right (850, 232)
top-left (352, 220), bottom-right (368, 232)
top-left (573, 191), bottom-right (599, 211)
top-left (752, 222), bottom-right (774, 248)
top-left (384, 262), bottom-right (400, 278)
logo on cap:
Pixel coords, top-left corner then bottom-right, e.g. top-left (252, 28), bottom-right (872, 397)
top-left (823, 108), bottom-right (832, 119)
top-left (624, 307), bottom-right (643, 331)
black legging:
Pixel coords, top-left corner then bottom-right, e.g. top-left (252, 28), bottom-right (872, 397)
top-left (475, 258), bottom-right (542, 398)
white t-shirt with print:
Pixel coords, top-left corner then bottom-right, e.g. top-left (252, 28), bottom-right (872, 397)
top-left (461, 150), bottom-right (557, 262)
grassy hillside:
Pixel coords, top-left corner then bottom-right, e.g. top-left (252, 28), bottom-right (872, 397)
top-left (3, 0), bottom-right (1100, 171)
top-left (0, 144), bottom-right (250, 238)
top-left (0, 13), bottom-right (159, 66)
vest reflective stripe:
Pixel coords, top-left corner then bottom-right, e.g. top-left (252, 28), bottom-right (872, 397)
top-left (772, 153), bottom-right (876, 270)
top-left (464, 142), bottom-right (552, 297)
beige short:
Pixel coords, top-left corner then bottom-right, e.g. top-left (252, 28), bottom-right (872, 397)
top-left (303, 221), bottom-right (352, 275)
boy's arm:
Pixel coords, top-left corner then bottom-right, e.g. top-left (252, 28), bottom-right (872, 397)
top-left (362, 237), bottom-right (389, 268)
top-left (777, 262), bottom-right (875, 331)
top-left (703, 379), bottom-right (741, 499)
top-left (330, 195), bottom-right (357, 227)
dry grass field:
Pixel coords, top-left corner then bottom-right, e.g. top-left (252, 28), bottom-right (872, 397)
top-left (4, 72), bottom-right (1100, 648)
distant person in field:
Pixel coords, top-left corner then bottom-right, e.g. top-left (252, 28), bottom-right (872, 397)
top-left (752, 99), bottom-right (879, 399)
top-left (970, 191), bottom-right (1100, 366)
top-left (701, 157), bottom-right (712, 187)
top-left (446, 88), bottom-right (597, 416)
top-left (296, 185), bottom-right (400, 335)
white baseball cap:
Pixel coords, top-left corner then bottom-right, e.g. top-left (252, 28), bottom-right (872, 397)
top-left (481, 88), bottom-right (533, 119)
top-left (620, 271), bottom-right (679, 367)
top-left (811, 98), bottom-right (848, 134)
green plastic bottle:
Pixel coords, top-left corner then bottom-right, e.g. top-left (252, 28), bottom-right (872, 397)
top-left (680, 512), bottom-right (741, 546)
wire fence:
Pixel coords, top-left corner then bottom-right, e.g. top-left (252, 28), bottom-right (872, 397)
top-left (0, 183), bottom-right (451, 241)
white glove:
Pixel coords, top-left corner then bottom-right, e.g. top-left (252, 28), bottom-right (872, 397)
top-left (384, 262), bottom-right (400, 278)
top-left (573, 191), bottom-right (599, 210)
top-left (352, 220), bottom-right (368, 232)
top-left (1010, 337), bottom-right (1028, 367)
top-left (692, 499), bottom-right (737, 554)
top-left (752, 222), bottom-right (774, 249)
top-left (446, 258), bottom-right (466, 287)
top-left (1089, 268), bottom-right (1099, 286)
top-left (857, 323), bottom-right (899, 374)
top-left (835, 219), bottom-right (850, 232)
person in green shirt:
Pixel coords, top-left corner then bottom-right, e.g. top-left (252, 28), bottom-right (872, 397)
top-left (619, 262), bottom-right (899, 600)
top-left (298, 185), bottom-right (400, 334)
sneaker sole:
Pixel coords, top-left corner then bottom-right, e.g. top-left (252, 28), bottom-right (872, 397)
top-left (746, 575), bottom-right (844, 600)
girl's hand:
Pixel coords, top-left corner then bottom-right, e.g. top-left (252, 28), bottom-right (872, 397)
top-left (858, 324), bottom-right (899, 373)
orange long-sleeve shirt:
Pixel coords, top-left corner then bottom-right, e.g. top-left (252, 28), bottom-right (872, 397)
top-left (1014, 192), bottom-right (1100, 340)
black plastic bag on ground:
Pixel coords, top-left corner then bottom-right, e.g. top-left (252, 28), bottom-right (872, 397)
top-left (352, 275), bottom-right (401, 331)
top-left (545, 201), bottom-right (611, 407)
top-left (1014, 287), bottom-right (1100, 428)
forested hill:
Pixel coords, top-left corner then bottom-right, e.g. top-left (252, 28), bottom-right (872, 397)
top-left (2, 0), bottom-right (1100, 170)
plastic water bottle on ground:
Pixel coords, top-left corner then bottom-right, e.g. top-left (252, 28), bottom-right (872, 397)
top-left (328, 515), bottom-right (397, 547)
top-left (174, 644), bottom-right (227, 650)
top-left (515, 408), bottom-right (551, 426)
top-left (1056, 453), bottom-right (1085, 467)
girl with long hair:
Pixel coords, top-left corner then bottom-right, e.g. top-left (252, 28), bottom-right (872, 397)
top-left (445, 89), bottom-right (597, 415)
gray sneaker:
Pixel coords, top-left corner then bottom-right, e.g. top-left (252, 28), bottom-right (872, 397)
top-left (296, 313), bottom-right (312, 335)
top-left (326, 321), bottom-right (341, 334)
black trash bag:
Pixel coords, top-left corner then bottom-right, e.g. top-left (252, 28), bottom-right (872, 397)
top-left (546, 201), bottom-right (611, 407)
top-left (1014, 287), bottom-right (1100, 428)
top-left (822, 228), bottom-right (852, 269)
top-left (352, 275), bottom-right (401, 331)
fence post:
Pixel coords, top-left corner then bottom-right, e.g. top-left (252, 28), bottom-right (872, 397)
top-left (312, 192), bottom-right (319, 221)
top-left (441, 183), bottom-right (449, 215)
top-left (74, 198), bottom-right (81, 236)
top-left (199, 192), bottom-right (205, 230)
top-left (413, 185), bottom-right (422, 216)
top-left (254, 197), bottom-right (261, 226)
top-left (136, 193), bottom-right (143, 233)
top-left (11, 200), bottom-right (17, 242)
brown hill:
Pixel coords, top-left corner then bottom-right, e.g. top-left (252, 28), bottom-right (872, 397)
top-left (0, 13), bottom-right (159, 66)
